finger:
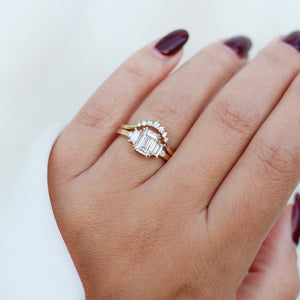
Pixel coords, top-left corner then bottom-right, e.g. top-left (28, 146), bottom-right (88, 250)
top-left (50, 29), bottom-right (188, 178)
top-left (236, 206), bottom-right (299, 300)
top-left (161, 32), bottom-right (300, 211)
top-left (94, 36), bottom-right (251, 186)
top-left (209, 69), bottom-right (300, 276)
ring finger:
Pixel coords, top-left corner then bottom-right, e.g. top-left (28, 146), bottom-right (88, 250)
top-left (93, 35), bottom-right (252, 186)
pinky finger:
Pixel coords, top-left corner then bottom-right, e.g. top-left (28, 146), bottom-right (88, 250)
top-left (236, 197), bottom-right (300, 300)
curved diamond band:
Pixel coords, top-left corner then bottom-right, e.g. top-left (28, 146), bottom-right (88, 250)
top-left (117, 120), bottom-right (173, 161)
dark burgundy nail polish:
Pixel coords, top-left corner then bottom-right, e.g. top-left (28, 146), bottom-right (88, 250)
top-left (292, 193), bottom-right (300, 246)
top-left (224, 36), bottom-right (252, 58)
top-left (155, 29), bottom-right (189, 56)
top-left (283, 31), bottom-right (300, 52)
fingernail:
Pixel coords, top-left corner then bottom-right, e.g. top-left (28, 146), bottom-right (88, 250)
top-left (155, 29), bottom-right (189, 56)
top-left (292, 193), bottom-right (300, 246)
top-left (224, 36), bottom-right (252, 58)
top-left (283, 31), bottom-right (300, 52)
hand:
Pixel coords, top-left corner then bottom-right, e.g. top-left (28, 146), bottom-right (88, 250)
top-left (48, 29), bottom-right (300, 299)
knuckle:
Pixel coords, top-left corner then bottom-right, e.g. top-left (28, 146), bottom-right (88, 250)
top-left (205, 49), bottom-right (238, 72)
top-left (77, 100), bottom-right (109, 128)
top-left (123, 63), bottom-right (144, 79)
top-left (214, 101), bottom-right (258, 137)
top-left (156, 100), bottom-right (182, 125)
top-left (255, 137), bottom-right (297, 181)
top-left (185, 51), bottom-right (235, 80)
top-left (122, 60), bottom-right (149, 84)
top-left (260, 48), bottom-right (295, 73)
top-left (150, 88), bottom-right (184, 126)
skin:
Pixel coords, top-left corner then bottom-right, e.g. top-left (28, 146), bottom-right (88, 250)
top-left (48, 36), bottom-right (300, 299)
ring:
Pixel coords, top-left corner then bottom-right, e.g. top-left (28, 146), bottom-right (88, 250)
top-left (117, 120), bottom-right (173, 161)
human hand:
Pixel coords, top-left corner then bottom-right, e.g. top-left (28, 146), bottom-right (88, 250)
top-left (48, 30), bottom-right (300, 299)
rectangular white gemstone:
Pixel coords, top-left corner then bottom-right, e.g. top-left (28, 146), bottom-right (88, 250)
top-left (129, 129), bottom-right (140, 143)
top-left (134, 129), bottom-right (159, 157)
top-left (152, 143), bottom-right (163, 157)
top-left (148, 139), bottom-right (157, 153)
top-left (152, 143), bottom-right (160, 155)
top-left (135, 129), bottom-right (147, 146)
top-left (147, 130), bottom-right (158, 140)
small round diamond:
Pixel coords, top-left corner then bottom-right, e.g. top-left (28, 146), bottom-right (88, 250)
top-left (142, 120), bottom-right (146, 126)
top-left (162, 132), bottom-right (167, 138)
top-left (147, 120), bottom-right (153, 125)
top-left (153, 121), bottom-right (160, 128)
top-left (164, 137), bottom-right (169, 143)
top-left (159, 126), bottom-right (165, 133)
top-left (160, 150), bottom-right (165, 157)
top-left (137, 121), bottom-right (141, 126)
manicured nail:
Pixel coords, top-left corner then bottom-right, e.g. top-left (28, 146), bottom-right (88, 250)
top-left (292, 193), bottom-right (300, 246)
top-left (224, 36), bottom-right (252, 58)
top-left (155, 29), bottom-right (189, 56)
top-left (283, 31), bottom-right (300, 52)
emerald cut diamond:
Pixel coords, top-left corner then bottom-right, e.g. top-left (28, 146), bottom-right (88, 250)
top-left (134, 128), bottom-right (159, 157)
top-left (126, 120), bottom-right (170, 159)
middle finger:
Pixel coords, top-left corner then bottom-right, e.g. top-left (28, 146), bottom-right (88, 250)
top-left (162, 35), bottom-right (300, 211)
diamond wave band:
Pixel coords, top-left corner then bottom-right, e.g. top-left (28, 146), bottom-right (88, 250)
top-left (117, 120), bottom-right (173, 161)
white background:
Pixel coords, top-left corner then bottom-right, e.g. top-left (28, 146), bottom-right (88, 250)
top-left (1, 0), bottom-right (300, 298)
top-left (2, 0), bottom-right (300, 189)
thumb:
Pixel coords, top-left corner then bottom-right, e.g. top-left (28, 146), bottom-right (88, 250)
top-left (236, 195), bottom-right (300, 300)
